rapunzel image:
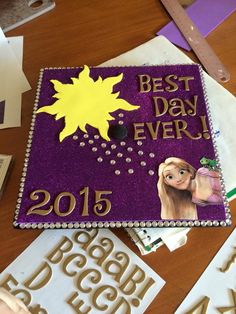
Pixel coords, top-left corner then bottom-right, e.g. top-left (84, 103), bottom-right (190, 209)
top-left (157, 157), bottom-right (224, 220)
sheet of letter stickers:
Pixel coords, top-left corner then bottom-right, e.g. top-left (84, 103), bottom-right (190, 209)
top-left (175, 228), bottom-right (236, 313)
top-left (0, 229), bottom-right (165, 313)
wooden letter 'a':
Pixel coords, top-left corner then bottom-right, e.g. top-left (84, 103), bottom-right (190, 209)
top-left (185, 296), bottom-right (210, 314)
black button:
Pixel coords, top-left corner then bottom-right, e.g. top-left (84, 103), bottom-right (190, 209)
top-left (108, 125), bottom-right (128, 140)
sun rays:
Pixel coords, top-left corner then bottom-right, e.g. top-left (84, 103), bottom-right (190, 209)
top-left (37, 65), bottom-right (140, 142)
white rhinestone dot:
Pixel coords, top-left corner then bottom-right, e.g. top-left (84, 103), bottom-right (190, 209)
top-left (115, 170), bottom-right (120, 175)
top-left (148, 170), bottom-right (155, 176)
top-left (83, 134), bottom-right (89, 138)
top-left (138, 150), bottom-right (144, 156)
top-left (101, 143), bottom-right (107, 148)
top-left (80, 142), bottom-right (85, 147)
top-left (149, 153), bottom-right (155, 158)
top-left (110, 160), bottom-right (116, 165)
top-left (97, 157), bottom-right (103, 162)
top-left (127, 147), bottom-right (133, 152)
top-left (94, 135), bottom-right (99, 139)
top-left (128, 169), bottom-right (134, 174)
top-left (111, 144), bottom-right (117, 149)
top-left (140, 161), bottom-right (146, 166)
top-left (126, 158), bottom-right (131, 163)
top-left (73, 135), bottom-right (78, 140)
top-left (137, 141), bottom-right (142, 146)
top-left (118, 113), bottom-right (124, 117)
top-left (105, 150), bottom-right (111, 155)
top-left (120, 141), bottom-right (126, 146)
top-left (88, 140), bottom-right (94, 144)
top-left (118, 120), bottom-right (124, 125)
top-left (92, 147), bottom-right (97, 152)
top-left (117, 153), bottom-right (123, 158)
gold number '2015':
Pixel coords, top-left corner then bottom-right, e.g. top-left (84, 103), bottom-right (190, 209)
top-left (26, 187), bottom-right (112, 217)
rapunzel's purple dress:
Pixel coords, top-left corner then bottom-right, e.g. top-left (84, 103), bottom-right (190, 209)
top-left (192, 167), bottom-right (224, 206)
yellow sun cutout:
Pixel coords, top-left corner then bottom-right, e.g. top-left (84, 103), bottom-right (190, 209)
top-left (37, 65), bottom-right (140, 142)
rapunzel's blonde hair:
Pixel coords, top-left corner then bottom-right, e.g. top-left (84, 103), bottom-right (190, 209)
top-left (157, 157), bottom-right (198, 220)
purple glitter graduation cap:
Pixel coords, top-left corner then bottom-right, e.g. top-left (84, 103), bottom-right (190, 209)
top-left (14, 64), bottom-right (230, 229)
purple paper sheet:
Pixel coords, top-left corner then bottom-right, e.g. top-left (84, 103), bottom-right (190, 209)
top-left (157, 0), bottom-right (236, 51)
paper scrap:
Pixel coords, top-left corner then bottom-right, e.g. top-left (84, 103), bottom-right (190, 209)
top-left (162, 229), bottom-right (190, 252)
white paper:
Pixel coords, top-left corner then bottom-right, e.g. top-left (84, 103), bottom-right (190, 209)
top-left (0, 29), bottom-right (30, 96)
top-left (163, 229), bottom-right (190, 252)
top-left (0, 154), bottom-right (12, 191)
top-left (126, 227), bottom-right (190, 254)
top-left (175, 228), bottom-right (236, 313)
top-left (0, 229), bottom-right (165, 313)
top-left (8, 36), bottom-right (24, 63)
top-left (0, 29), bottom-right (31, 128)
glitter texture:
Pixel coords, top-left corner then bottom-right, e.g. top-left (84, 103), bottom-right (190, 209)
top-left (14, 65), bottom-right (229, 228)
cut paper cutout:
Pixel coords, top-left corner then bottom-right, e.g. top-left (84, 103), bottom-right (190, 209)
top-left (37, 65), bottom-right (140, 142)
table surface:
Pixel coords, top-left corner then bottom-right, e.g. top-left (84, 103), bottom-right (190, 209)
top-left (1, 1), bottom-right (236, 313)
